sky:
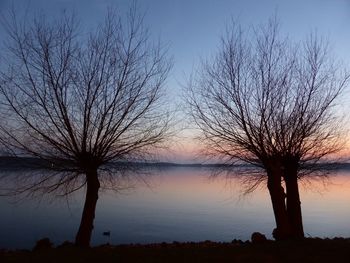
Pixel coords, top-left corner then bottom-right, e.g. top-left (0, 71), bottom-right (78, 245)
top-left (1, 0), bottom-right (350, 162)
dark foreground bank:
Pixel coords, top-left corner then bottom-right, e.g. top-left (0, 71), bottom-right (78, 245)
top-left (1, 238), bottom-right (350, 263)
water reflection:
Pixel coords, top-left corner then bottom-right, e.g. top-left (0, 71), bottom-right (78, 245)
top-left (1, 167), bottom-right (350, 249)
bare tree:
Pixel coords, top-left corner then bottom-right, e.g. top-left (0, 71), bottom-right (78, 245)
top-left (187, 19), bottom-right (349, 240)
top-left (0, 6), bottom-right (172, 247)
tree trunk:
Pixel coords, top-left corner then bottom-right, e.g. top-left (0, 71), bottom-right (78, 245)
top-left (267, 169), bottom-right (291, 240)
top-left (75, 169), bottom-right (100, 247)
top-left (285, 173), bottom-right (304, 239)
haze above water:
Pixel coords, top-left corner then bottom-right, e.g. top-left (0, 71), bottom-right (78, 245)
top-left (1, 167), bottom-right (350, 249)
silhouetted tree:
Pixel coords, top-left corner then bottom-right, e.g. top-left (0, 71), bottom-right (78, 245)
top-left (187, 19), bottom-right (349, 240)
top-left (0, 7), bottom-right (172, 247)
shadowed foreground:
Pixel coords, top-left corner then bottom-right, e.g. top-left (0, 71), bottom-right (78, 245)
top-left (1, 238), bottom-right (350, 263)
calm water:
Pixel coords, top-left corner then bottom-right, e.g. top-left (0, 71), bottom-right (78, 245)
top-left (1, 167), bottom-right (350, 249)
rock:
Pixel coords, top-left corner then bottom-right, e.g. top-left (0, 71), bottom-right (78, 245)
top-left (251, 232), bottom-right (267, 244)
top-left (33, 238), bottom-right (53, 251)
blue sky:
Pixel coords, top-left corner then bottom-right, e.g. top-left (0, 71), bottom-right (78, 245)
top-left (2, 0), bottom-right (350, 97)
top-left (1, 0), bottom-right (350, 161)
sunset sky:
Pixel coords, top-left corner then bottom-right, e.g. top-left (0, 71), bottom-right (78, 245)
top-left (1, 0), bottom-right (350, 162)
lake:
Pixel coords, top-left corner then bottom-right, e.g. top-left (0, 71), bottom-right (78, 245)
top-left (1, 167), bottom-right (350, 249)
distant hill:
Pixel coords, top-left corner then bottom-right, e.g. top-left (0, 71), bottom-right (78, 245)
top-left (0, 156), bottom-right (249, 170)
top-left (0, 156), bottom-right (51, 169)
top-left (0, 156), bottom-right (349, 171)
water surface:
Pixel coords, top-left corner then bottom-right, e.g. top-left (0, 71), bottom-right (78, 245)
top-left (1, 167), bottom-right (350, 249)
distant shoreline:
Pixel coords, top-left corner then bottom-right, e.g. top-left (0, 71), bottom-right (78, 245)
top-left (0, 156), bottom-right (349, 171)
